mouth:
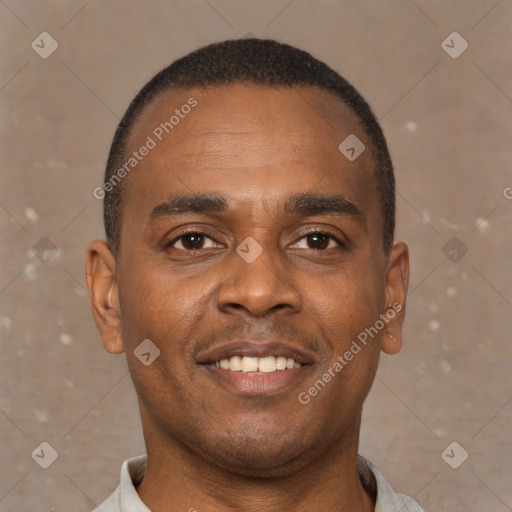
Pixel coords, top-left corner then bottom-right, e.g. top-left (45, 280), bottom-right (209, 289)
top-left (197, 341), bottom-right (314, 395)
top-left (214, 355), bottom-right (301, 373)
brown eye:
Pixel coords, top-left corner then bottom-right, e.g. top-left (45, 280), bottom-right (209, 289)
top-left (169, 233), bottom-right (217, 251)
top-left (293, 231), bottom-right (342, 250)
top-left (306, 233), bottom-right (331, 250)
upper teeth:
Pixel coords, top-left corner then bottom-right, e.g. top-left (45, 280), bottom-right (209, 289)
top-left (216, 356), bottom-right (301, 373)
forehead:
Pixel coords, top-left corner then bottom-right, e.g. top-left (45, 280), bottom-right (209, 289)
top-left (122, 84), bottom-right (379, 224)
top-left (129, 84), bottom-right (366, 156)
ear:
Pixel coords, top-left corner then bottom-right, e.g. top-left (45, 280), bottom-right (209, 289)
top-left (85, 240), bottom-right (124, 354)
top-left (381, 241), bottom-right (410, 355)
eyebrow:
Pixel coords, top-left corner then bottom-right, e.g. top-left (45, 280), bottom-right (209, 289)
top-left (149, 194), bottom-right (228, 222)
top-left (148, 192), bottom-right (365, 224)
top-left (284, 193), bottom-right (364, 221)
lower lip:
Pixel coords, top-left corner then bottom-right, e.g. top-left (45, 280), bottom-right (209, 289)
top-left (201, 365), bottom-right (311, 396)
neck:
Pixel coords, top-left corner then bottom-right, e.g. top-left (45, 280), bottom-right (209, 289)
top-left (136, 411), bottom-right (375, 512)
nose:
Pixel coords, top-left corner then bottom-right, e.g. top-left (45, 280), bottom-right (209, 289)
top-left (216, 239), bottom-right (302, 317)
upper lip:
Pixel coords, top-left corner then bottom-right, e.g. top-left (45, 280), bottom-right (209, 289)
top-left (196, 341), bottom-right (314, 365)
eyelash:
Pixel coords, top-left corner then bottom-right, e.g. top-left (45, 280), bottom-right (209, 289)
top-left (165, 228), bottom-right (346, 251)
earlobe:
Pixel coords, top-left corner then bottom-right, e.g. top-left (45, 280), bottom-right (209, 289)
top-left (86, 240), bottom-right (124, 354)
top-left (382, 328), bottom-right (402, 355)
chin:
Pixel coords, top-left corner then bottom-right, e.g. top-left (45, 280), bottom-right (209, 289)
top-left (196, 425), bottom-right (320, 478)
top-left (212, 448), bottom-right (311, 478)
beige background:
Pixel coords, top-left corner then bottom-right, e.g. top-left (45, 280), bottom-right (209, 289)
top-left (1, 1), bottom-right (511, 510)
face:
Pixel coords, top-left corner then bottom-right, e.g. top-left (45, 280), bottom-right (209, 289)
top-left (87, 84), bottom-right (409, 477)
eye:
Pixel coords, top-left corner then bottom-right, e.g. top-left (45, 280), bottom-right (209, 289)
top-left (168, 232), bottom-right (219, 251)
top-left (293, 231), bottom-right (344, 250)
top-left (166, 230), bottom-right (344, 252)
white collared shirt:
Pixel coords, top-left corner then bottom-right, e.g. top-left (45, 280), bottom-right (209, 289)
top-left (92, 454), bottom-right (425, 512)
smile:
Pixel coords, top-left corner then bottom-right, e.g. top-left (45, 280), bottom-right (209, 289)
top-left (197, 341), bottom-right (314, 395)
top-left (214, 355), bottom-right (301, 373)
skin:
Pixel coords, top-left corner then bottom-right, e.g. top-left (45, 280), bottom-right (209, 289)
top-left (86, 84), bottom-right (409, 512)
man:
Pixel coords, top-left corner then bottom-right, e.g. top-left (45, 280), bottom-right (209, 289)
top-left (87, 38), bottom-right (421, 511)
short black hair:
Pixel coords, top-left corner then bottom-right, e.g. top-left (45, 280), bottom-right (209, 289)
top-left (103, 38), bottom-right (395, 255)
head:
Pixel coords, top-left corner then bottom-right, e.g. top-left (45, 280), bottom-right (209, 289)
top-left (87, 39), bottom-right (409, 477)
top-left (102, 38), bottom-right (396, 257)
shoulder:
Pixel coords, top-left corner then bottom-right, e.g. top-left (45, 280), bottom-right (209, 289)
top-left (91, 488), bottom-right (120, 512)
top-left (358, 455), bottom-right (426, 512)
top-left (91, 455), bottom-right (148, 512)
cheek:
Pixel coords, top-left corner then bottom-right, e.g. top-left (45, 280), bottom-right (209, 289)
top-left (117, 259), bottom-right (213, 352)
top-left (117, 266), bottom-right (203, 400)
top-left (306, 274), bottom-right (382, 406)
top-left (117, 259), bottom-right (173, 348)
top-left (304, 260), bottom-right (384, 341)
